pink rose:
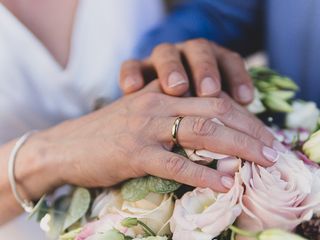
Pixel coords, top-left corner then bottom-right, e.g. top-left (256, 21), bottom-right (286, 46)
top-left (238, 152), bottom-right (320, 235)
top-left (170, 174), bottom-right (243, 240)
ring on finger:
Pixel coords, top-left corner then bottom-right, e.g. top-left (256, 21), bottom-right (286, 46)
top-left (171, 116), bottom-right (184, 146)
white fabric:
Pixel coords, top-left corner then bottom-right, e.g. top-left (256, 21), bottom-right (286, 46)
top-left (0, 0), bottom-right (164, 239)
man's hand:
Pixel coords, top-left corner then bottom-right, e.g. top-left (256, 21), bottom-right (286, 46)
top-left (120, 39), bottom-right (254, 104)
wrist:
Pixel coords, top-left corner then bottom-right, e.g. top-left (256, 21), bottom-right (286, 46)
top-left (14, 130), bottom-right (63, 201)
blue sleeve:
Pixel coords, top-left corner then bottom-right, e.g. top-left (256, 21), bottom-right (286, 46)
top-left (134, 0), bottom-right (263, 59)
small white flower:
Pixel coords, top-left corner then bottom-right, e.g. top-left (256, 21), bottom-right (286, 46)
top-left (246, 88), bottom-right (266, 114)
top-left (286, 101), bottom-right (320, 131)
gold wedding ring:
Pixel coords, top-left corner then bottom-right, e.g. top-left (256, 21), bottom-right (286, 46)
top-left (171, 116), bottom-right (184, 146)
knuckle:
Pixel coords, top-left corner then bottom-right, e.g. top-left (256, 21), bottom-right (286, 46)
top-left (187, 38), bottom-right (210, 47)
top-left (122, 59), bottom-right (139, 68)
top-left (192, 117), bottom-right (218, 137)
top-left (137, 92), bottom-right (164, 108)
top-left (194, 167), bottom-right (209, 186)
top-left (228, 52), bottom-right (242, 61)
top-left (152, 43), bottom-right (175, 56)
top-left (251, 123), bottom-right (266, 140)
top-left (194, 60), bottom-right (213, 72)
top-left (233, 134), bottom-right (250, 151)
top-left (212, 98), bottom-right (233, 115)
top-left (158, 60), bottom-right (182, 72)
top-left (221, 51), bottom-right (243, 63)
top-left (166, 156), bottom-right (188, 176)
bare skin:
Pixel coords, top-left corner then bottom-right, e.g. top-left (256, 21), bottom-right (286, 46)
top-left (0, 0), bottom-right (273, 225)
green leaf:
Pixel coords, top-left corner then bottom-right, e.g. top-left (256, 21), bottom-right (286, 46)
top-left (172, 145), bottom-right (188, 158)
top-left (263, 96), bottom-right (293, 112)
top-left (28, 195), bottom-right (48, 221)
top-left (63, 187), bottom-right (91, 230)
top-left (147, 176), bottom-right (181, 194)
top-left (121, 177), bottom-right (150, 202)
top-left (47, 196), bottom-right (71, 239)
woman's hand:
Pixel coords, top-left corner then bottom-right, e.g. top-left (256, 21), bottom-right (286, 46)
top-left (36, 81), bottom-right (278, 195)
top-left (119, 39), bottom-right (254, 104)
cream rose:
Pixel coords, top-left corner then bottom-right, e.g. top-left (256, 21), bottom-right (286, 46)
top-left (91, 190), bottom-right (174, 237)
top-left (170, 173), bottom-right (243, 240)
top-left (237, 151), bottom-right (320, 234)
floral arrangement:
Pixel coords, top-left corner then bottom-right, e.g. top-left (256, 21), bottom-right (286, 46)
top-left (30, 67), bottom-right (320, 240)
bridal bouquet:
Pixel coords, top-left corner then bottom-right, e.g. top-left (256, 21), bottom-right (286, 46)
top-left (30, 67), bottom-right (320, 240)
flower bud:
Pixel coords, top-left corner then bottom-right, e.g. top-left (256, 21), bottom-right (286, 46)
top-left (270, 76), bottom-right (299, 90)
top-left (264, 95), bottom-right (293, 112)
top-left (258, 229), bottom-right (306, 240)
top-left (303, 130), bottom-right (320, 163)
top-left (121, 217), bottom-right (138, 228)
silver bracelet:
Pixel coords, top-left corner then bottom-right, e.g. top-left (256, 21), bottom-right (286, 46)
top-left (8, 130), bottom-right (38, 213)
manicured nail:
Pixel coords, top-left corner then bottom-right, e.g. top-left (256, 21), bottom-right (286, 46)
top-left (168, 72), bottom-right (187, 88)
top-left (201, 77), bottom-right (218, 96)
top-left (221, 176), bottom-right (234, 189)
top-left (272, 140), bottom-right (287, 153)
top-left (262, 146), bottom-right (279, 162)
top-left (124, 76), bottom-right (137, 89)
top-left (237, 84), bottom-right (252, 102)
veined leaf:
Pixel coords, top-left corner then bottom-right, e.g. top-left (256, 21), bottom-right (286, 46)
top-left (121, 177), bottom-right (149, 202)
top-left (63, 187), bottom-right (91, 230)
top-left (47, 196), bottom-right (70, 239)
top-left (147, 176), bottom-right (181, 194)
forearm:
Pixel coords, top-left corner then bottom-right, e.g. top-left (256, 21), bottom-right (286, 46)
top-left (0, 131), bottom-right (61, 224)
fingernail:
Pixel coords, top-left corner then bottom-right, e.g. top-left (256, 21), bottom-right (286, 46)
top-left (262, 146), bottom-right (279, 162)
top-left (237, 84), bottom-right (252, 102)
top-left (221, 176), bottom-right (234, 189)
top-left (272, 140), bottom-right (287, 153)
top-left (201, 77), bottom-right (218, 96)
top-left (124, 76), bottom-right (137, 89)
top-left (168, 72), bottom-right (187, 88)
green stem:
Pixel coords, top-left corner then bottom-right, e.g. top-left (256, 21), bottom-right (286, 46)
top-left (230, 230), bottom-right (236, 240)
top-left (229, 225), bottom-right (258, 239)
top-left (137, 220), bottom-right (156, 236)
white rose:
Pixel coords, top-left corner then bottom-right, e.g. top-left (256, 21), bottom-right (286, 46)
top-left (170, 174), bottom-right (243, 240)
top-left (286, 101), bottom-right (320, 131)
top-left (92, 190), bottom-right (174, 237)
top-left (238, 152), bottom-right (320, 234)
